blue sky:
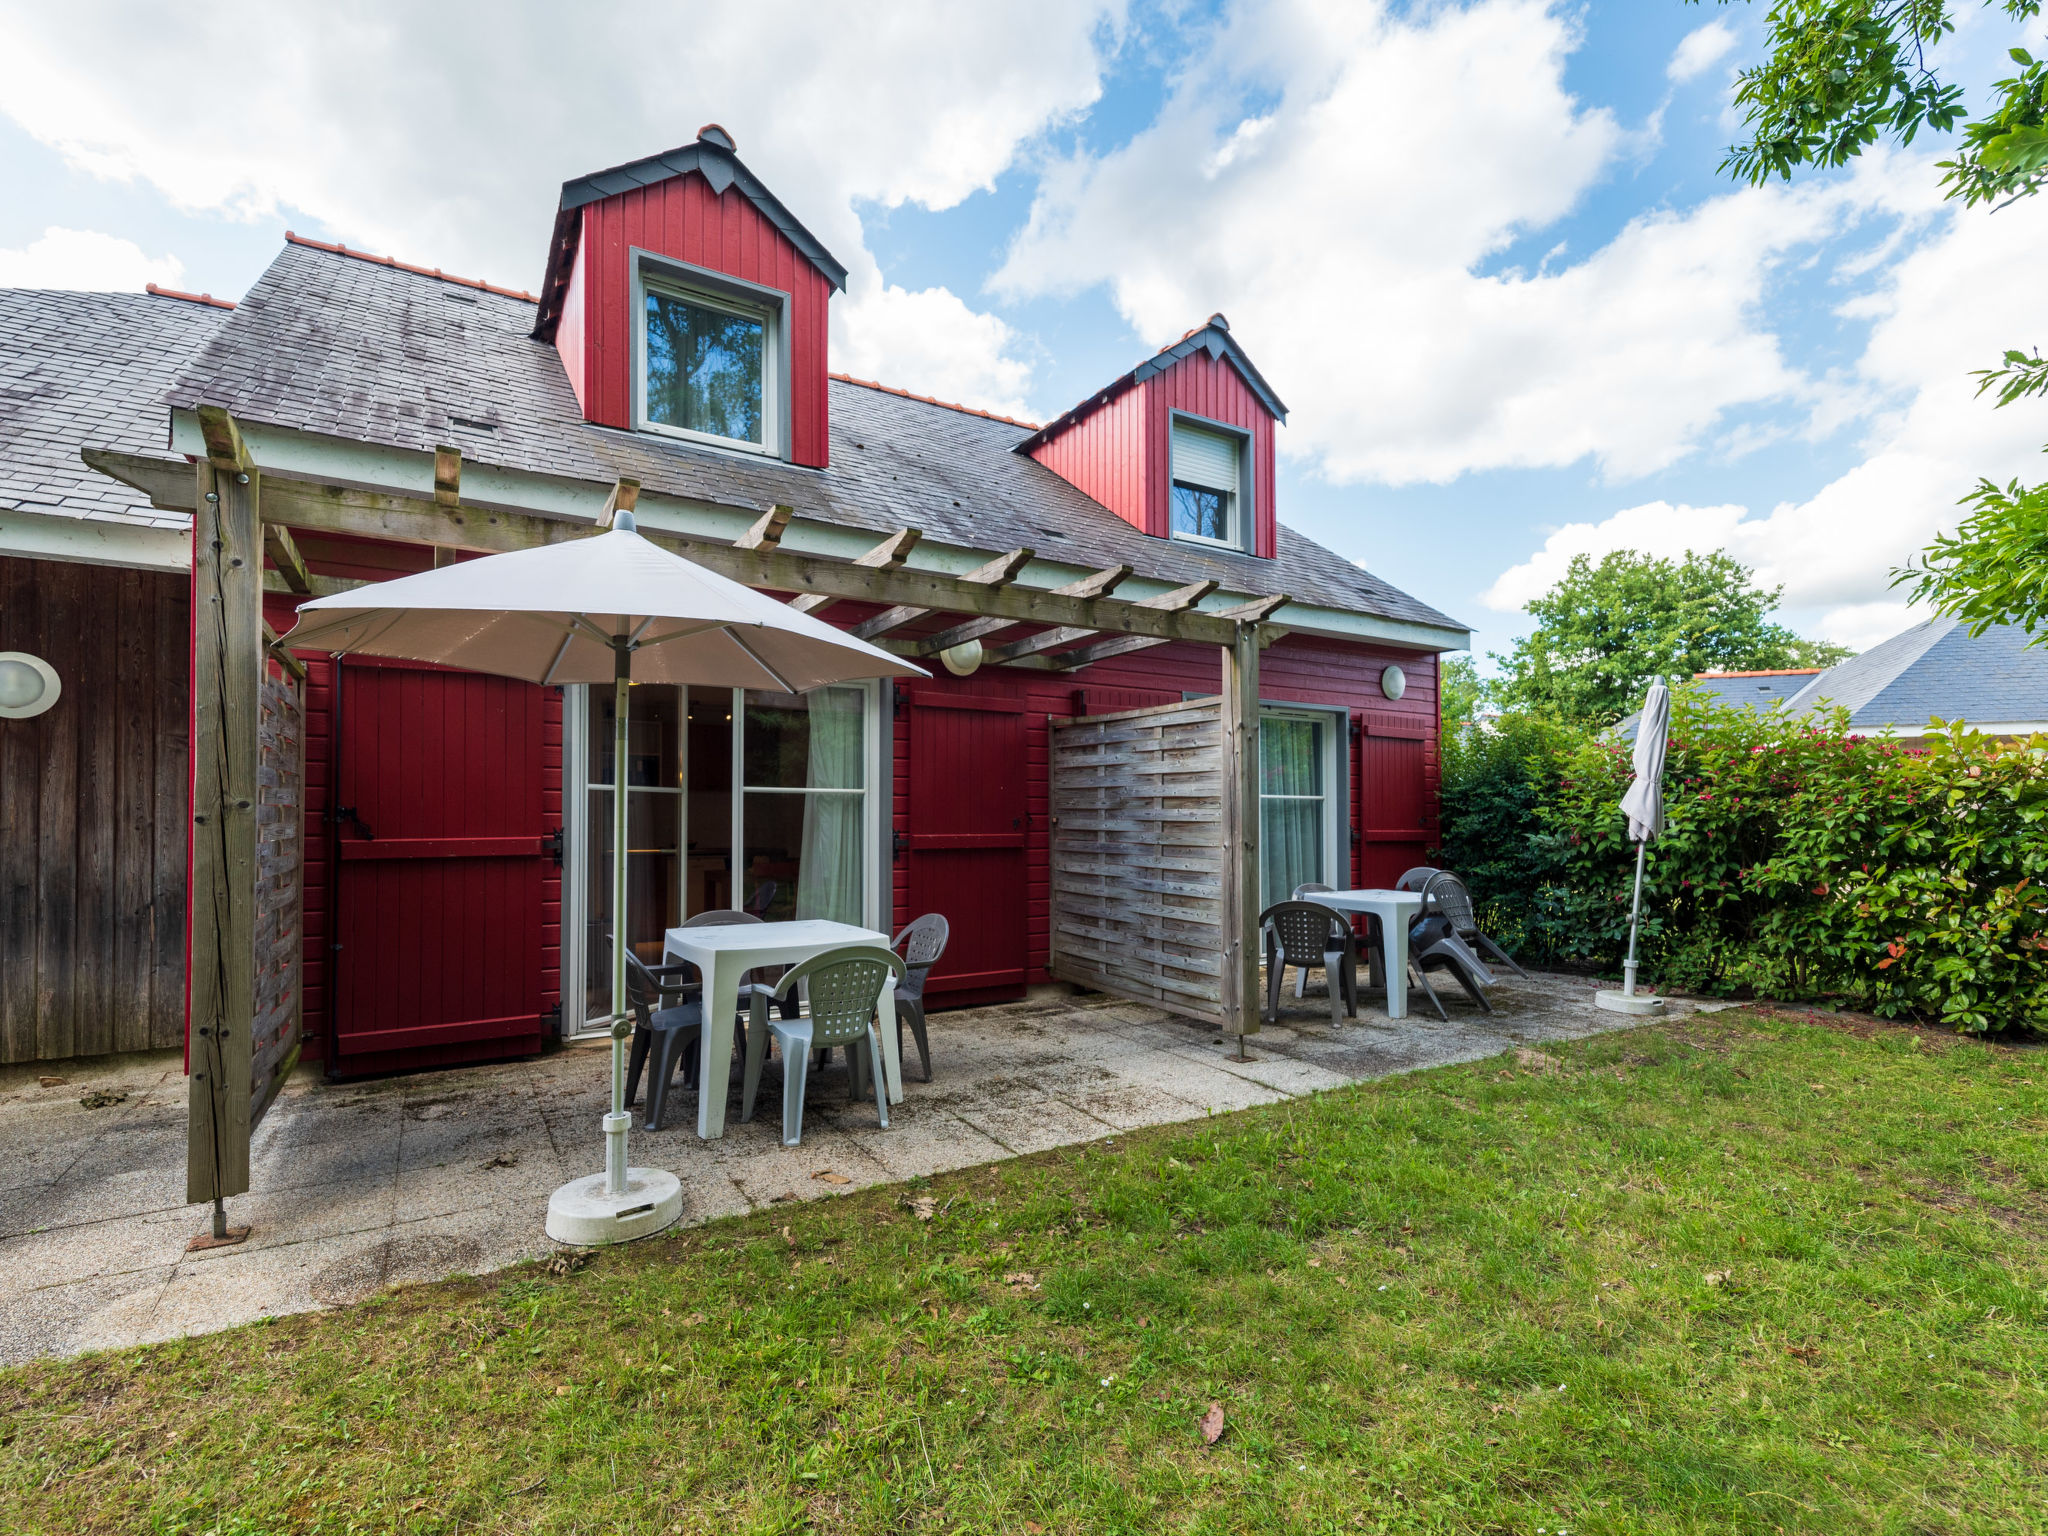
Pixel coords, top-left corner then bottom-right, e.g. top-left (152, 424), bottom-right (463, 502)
top-left (4, 0), bottom-right (2045, 666)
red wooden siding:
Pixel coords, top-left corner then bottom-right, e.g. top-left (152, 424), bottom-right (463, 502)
top-left (888, 625), bottom-right (1439, 1003)
top-left (573, 179), bottom-right (834, 467)
top-left (1025, 379), bottom-right (1153, 536)
top-left (1027, 346), bottom-right (1279, 557)
top-left (556, 236), bottom-right (589, 415)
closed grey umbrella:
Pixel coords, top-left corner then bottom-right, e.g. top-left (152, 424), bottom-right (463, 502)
top-left (1598, 681), bottom-right (1669, 1015)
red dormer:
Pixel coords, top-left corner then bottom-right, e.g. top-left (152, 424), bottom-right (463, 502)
top-left (531, 126), bottom-right (848, 468)
top-left (1015, 316), bottom-right (1286, 559)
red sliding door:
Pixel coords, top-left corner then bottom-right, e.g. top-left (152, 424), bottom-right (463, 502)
top-left (330, 658), bottom-right (549, 1074)
top-left (1356, 720), bottom-right (1431, 889)
top-left (902, 690), bottom-right (1029, 1003)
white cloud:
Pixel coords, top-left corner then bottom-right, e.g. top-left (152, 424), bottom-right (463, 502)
top-left (0, 0), bottom-right (1120, 409)
top-left (995, 0), bottom-right (1927, 485)
top-left (1481, 184), bottom-right (2048, 648)
top-left (1667, 19), bottom-right (1737, 83)
top-left (0, 225), bottom-right (183, 290)
top-left (835, 284), bottom-right (1036, 420)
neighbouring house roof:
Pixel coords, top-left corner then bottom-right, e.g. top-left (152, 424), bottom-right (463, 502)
top-left (1014, 315), bottom-right (1288, 455)
top-left (531, 127), bottom-right (849, 343)
top-left (165, 239), bottom-right (1465, 636)
top-left (1785, 617), bottom-right (2048, 732)
top-left (1690, 668), bottom-right (1822, 710)
top-left (0, 287), bottom-right (230, 530)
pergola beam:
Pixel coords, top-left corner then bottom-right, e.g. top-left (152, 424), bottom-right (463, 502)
top-left (84, 447), bottom-right (1248, 648)
top-left (592, 477), bottom-right (640, 530)
top-left (985, 573), bottom-right (1207, 667)
top-left (915, 563), bottom-right (1132, 658)
top-left (849, 546), bottom-right (1033, 642)
top-left (734, 503), bottom-right (794, 551)
top-left (788, 526), bottom-right (921, 615)
top-left (262, 522), bottom-right (312, 595)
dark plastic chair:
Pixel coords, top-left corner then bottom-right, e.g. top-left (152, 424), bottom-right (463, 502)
top-left (890, 913), bottom-right (950, 1083)
top-left (1394, 867), bottom-right (1441, 894)
top-left (619, 950), bottom-right (703, 1132)
top-left (1259, 900), bottom-right (1358, 1024)
top-left (1289, 884), bottom-right (1338, 999)
top-left (742, 945), bottom-right (905, 1146)
top-left (1421, 871), bottom-right (1528, 978)
top-left (1404, 884), bottom-right (1497, 1018)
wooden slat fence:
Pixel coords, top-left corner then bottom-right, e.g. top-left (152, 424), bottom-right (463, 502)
top-left (251, 662), bottom-right (303, 1122)
top-left (1048, 698), bottom-right (1227, 1026)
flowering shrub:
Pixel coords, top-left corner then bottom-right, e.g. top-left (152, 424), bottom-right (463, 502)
top-left (1438, 689), bottom-right (2048, 1032)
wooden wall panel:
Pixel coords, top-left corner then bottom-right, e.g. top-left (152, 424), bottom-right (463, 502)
top-left (1024, 381), bottom-right (1153, 536)
top-left (1048, 699), bottom-right (1227, 1022)
top-left (0, 556), bottom-right (190, 1065)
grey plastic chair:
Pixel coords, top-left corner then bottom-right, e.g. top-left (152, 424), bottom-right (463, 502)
top-left (890, 913), bottom-right (949, 1082)
top-left (1289, 884), bottom-right (1337, 998)
top-left (1421, 871), bottom-right (1528, 978)
top-left (1394, 867), bottom-right (1441, 894)
top-left (1260, 900), bottom-right (1358, 1024)
top-left (742, 945), bottom-right (905, 1146)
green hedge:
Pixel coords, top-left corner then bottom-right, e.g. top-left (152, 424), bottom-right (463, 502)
top-left (1437, 690), bottom-right (2048, 1032)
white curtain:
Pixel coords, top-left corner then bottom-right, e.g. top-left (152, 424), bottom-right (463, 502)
top-left (796, 686), bottom-right (865, 925)
top-left (1260, 715), bottom-right (1324, 905)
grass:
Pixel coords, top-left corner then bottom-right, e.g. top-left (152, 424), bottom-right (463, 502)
top-left (3, 1009), bottom-right (2046, 1535)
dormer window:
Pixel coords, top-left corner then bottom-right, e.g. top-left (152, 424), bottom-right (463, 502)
top-left (633, 253), bottom-right (788, 457)
top-left (1169, 416), bottom-right (1247, 549)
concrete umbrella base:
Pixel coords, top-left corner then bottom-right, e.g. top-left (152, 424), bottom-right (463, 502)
top-left (1593, 989), bottom-right (1667, 1016)
top-left (545, 1168), bottom-right (684, 1246)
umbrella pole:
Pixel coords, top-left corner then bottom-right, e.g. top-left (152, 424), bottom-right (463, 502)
top-left (1621, 838), bottom-right (1647, 999)
top-left (606, 637), bottom-right (632, 1198)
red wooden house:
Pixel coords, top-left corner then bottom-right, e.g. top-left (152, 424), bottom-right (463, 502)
top-left (14, 125), bottom-right (1468, 1080)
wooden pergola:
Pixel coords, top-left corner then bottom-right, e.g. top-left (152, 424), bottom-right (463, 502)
top-left (89, 409), bottom-right (1275, 1215)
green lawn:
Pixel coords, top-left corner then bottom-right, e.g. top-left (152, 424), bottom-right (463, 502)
top-left (5, 1010), bottom-right (2045, 1535)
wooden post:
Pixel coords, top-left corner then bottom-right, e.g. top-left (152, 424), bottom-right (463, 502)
top-left (186, 408), bottom-right (263, 1216)
top-left (1219, 622), bottom-right (1262, 1049)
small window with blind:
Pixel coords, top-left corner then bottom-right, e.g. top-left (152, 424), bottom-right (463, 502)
top-left (1169, 418), bottom-right (1245, 548)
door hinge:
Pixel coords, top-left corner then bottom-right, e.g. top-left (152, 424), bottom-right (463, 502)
top-left (334, 805), bottom-right (375, 841)
top-left (893, 828), bottom-right (910, 860)
top-left (893, 684), bottom-right (911, 712)
top-left (542, 1002), bottom-right (563, 1038)
top-left (544, 827), bottom-right (565, 865)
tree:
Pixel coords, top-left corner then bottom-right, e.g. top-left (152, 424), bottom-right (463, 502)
top-left (1703, 0), bottom-right (2048, 637)
top-left (1490, 549), bottom-right (1852, 726)
top-left (1439, 653), bottom-right (1483, 736)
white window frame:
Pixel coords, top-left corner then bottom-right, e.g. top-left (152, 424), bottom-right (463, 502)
top-left (1168, 410), bottom-right (1252, 552)
top-left (1258, 704), bottom-right (1348, 907)
top-left (562, 679), bottom-right (883, 1036)
top-left (632, 249), bottom-right (788, 459)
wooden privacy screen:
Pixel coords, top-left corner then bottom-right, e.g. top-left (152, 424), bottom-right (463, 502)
top-left (251, 663), bottom-right (303, 1122)
top-left (1049, 698), bottom-right (1227, 1026)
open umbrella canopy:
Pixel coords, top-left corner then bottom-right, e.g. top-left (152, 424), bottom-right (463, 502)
top-left (1619, 680), bottom-right (1670, 842)
top-left (283, 523), bottom-right (924, 692)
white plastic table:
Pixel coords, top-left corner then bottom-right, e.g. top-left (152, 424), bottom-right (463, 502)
top-left (1309, 890), bottom-right (1425, 1020)
top-left (663, 919), bottom-right (900, 1139)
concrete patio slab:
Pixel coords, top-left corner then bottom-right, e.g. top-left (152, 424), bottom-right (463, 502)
top-left (0, 970), bottom-right (1687, 1366)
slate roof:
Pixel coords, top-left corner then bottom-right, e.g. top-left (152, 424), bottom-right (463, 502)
top-left (1786, 618), bottom-right (2048, 729)
top-left (166, 239), bottom-right (1464, 634)
top-left (0, 288), bottom-right (228, 529)
top-left (1691, 669), bottom-right (1822, 710)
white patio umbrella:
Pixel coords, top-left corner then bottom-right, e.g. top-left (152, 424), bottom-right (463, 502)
top-left (286, 512), bottom-right (924, 1243)
top-left (1597, 680), bottom-right (1670, 1016)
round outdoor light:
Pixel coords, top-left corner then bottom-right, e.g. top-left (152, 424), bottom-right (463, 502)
top-left (940, 639), bottom-right (984, 677)
top-left (0, 651), bottom-right (60, 719)
top-left (1379, 664), bottom-right (1407, 701)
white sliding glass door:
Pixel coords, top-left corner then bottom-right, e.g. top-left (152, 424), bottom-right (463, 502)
top-left (1259, 709), bottom-right (1343, 907)
top-left (564, 680), bottom-right (881, 1032)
